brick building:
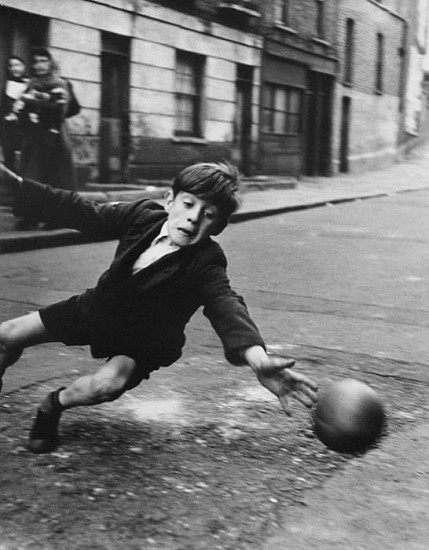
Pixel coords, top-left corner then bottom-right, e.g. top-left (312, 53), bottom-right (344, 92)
top-left (259, 0), bottom-right (428, 176)
top-left (332, 0), bottom-right (406, 174)
top-left (259, 0), bottom-right (338, 177)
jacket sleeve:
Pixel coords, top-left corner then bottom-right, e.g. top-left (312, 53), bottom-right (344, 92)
top-left (13, 178), bottom-right (158, 239)
top-left (196, 250), bottom-right (266, 365)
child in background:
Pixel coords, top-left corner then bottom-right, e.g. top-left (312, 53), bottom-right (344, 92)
top-left (0, 56), bottom-right (28, 171)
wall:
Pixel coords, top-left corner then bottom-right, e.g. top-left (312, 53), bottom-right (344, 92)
top-left (260, 0), bottom-right (338, 176)
top-left (0, 0), bottom-right (262, 182)
top-left (128, 3), bottom-right (262, 178)
top-left (332, 0), bottom-right (404, 173)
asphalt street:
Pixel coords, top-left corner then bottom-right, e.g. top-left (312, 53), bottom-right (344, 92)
top-left (1, 184), bottom-right (429, 548)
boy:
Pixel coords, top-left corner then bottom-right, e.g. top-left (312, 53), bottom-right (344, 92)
top-left (0, 162), bottom-right (317, 454)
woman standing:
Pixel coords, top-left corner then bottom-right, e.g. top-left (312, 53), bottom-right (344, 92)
top-left (20, 47), bottom-right (77, 192)
top-left (0, 56), bottom-right (28, 172)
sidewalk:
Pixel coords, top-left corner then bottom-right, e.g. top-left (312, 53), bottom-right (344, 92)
top-left (2, 145), bottom-right (429, 253)
top-left (263, 421), bottom-right (429, 550)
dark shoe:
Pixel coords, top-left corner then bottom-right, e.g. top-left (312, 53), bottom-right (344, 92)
top-left (28, 391), bottom-right (63, 453)
top-left (28, 408), bottom-right (61, 453)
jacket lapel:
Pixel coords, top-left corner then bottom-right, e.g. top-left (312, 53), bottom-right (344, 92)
top-left (110, 214), bottom-right (167, 278)
top-left (131, 237), bottom-right (208, 290)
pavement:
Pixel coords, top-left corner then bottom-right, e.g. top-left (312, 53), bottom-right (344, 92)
top-left (2, 144), bottom-right (429, 254)
top-left (3, 147), bottom-right (429, 549)
top-left (262, 422), bottom-right (429, 550)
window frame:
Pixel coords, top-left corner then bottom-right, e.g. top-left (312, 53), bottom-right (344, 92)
top-left (174, 50), bottom-right (205, 138)
top-left (262, 83), bottom-right (303, 136)
top-left (375, 32), bottom-right (384, 94)
top-left (275, 0), bottom-right (293, 28)
top-left (344, 18), bottom-right (355, 86)
top-left (316, 0), bottom-right (325, 40)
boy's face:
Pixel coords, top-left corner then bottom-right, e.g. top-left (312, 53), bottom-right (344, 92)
top-left (165, 191), bottom-right (225, 247)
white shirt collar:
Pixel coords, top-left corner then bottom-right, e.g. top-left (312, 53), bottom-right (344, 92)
top-left (152, 222), bottom-right (172, 245)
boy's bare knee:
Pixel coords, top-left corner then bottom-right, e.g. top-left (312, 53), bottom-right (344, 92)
top-left (0, 319), bottom-right (21, 351)
top-left (0, 313), bottom-right (50, 351)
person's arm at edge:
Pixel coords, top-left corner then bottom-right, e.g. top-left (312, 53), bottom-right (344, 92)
top-left (0, 163), bottom-right (149, 238)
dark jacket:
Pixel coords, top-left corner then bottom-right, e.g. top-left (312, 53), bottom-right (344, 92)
top-left (19, 76), bottom-right (77, 191)
top-left (14, 179), bottom-right (265, 367)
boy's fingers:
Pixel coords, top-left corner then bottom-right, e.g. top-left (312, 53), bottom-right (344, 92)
top-left (299, 384), bottom-right (318, 402)
top-left (294, 391), bottom-right (316, 408)
top-left (279, 395), bottom-right (292, 417)
top-left (296, 375), bottom-right (318, 393)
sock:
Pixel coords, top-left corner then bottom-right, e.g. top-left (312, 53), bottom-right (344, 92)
top-left (39, 387), bottom-right (66, 414)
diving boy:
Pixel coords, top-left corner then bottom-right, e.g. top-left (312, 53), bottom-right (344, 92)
top-left (0, 161), bottom-right (317, 453)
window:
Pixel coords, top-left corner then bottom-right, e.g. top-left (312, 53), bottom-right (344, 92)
top-left (175, 51), bottom-right (205, 137)
top-left (101, 33), bottom-right (130, 118)
top-left (275, 0), bottom-right (292, 27)
top-left (344, 18), bottom-right (354, 85)
top-left (263, 84), bottom-right (302, 135)
top-left (316, 0), bottom-right (325, 39)
top-left (375, 33), bottom-right (384, 93)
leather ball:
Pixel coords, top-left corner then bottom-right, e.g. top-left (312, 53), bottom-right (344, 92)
top-left (313, 379), bottom-right (386, 453)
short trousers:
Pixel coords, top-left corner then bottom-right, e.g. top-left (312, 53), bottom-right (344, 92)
top-left (39, 294), bottom-right (92, 347)
top-left (39, 294), bottom-right (159, 380)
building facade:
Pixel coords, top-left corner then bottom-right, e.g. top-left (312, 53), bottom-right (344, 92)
top-left (383, 0), bottom-right (429, 151)
top-left (259, 0), bottom-right (338, 177)
top-left (333, 0), bottom-right (406, 174)
top-left (0, 0), bottom-right (428, 185)
top-left (0, 0), bottom-right (264, 184)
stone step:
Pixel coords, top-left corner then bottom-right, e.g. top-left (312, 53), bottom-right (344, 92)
top-left (0, 207), bottom-right (16, 231)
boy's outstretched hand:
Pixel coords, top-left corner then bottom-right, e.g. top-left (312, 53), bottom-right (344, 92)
top-left (243, 346), bottom-right (318, 416)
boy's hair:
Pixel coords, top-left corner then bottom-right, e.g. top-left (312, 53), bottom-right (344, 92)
top-left (172, 162), bottom-right (242, 220)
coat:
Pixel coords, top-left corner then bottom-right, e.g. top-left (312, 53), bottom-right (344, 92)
top-left (19, 76), bottom-right (77, 191)
top-left (14, 179), bottom-right (266, 369)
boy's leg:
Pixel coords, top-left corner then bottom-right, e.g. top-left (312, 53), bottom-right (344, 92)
top-left (28, 355), bottom-right (147, 453)
top-left (0, 312), bottom-right (55, 390)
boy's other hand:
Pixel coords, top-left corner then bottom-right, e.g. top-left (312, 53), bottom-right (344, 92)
top-left (244, 347), bottom-right (318, 416)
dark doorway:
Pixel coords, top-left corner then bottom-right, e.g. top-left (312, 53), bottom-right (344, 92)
top-left (100, 32), bottom-right (130, 183)
top-left (305, 72), bottom-right (333, 176)
top-left (339, 96), bottom-right (351, 173)
top-left (0, 7), bottom-right (48, 94)
top-left (234, 64), bottom-right (253, 175)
